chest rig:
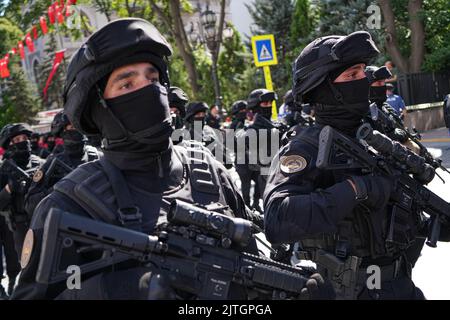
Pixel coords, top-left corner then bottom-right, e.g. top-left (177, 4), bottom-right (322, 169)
top-left (286, 126), bottom-right (418, 298)
top-left (53, 142), bottom-right (231, 233)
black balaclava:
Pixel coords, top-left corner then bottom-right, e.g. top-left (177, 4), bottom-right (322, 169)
top-left (307, 64), bottom-right (370, 136)
top-left (235, 111), bottom-right (247, 122)
top-left (258, 105), bottom-right (272, 120)
top-left (171, 112), bottom-right (184, 130)
top-left (285, 104), bottom-right (304, 127)
top-left (369, 85), bottom-right (387, 105)
top-left (31, 140), bottom-right (39, 151)
top-left (91, 82), bottom-right (173, 171)
top-left (62, 129), bottom-right (86, 158)
top-left (9, 140), bottom-right (31, 167)
top-left (47, 138), bottom-right (56, 152)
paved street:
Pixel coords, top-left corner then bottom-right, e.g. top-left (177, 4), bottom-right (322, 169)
top-left (412, 127), bottom-right (450, 300)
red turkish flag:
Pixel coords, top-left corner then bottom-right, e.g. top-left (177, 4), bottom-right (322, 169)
top-left (48, 4), bottom-right (56, 24)
top-left (68, 0), bottom-right (77, 4)
top-left (43, 50), bottom-right (66, 99)
top-left (11, 48), bottom-right (17, 55)
top-left (40, 16), bottom-right (49, 34)
top-left (60, 0), bottom-right (65, 7)
top-left (56, 10), bottom-right (64, 24)
top-left (0, 59), bottom-right (10, 78)
top-left (18, 41), bottom-right (25, 60)
top-left (65, 3), bottom-right (72, 17)
top-left (32, 26), bottom-right (38, 39)
top-left (25, 33), bottom-right (35, 53)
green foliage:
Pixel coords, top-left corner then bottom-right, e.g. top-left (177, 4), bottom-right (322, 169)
top-left (381, 0), bottom-right (449, 72)
top-left (0, 62), bottom-right (41, 128)
top-left (290, 0), bottom-right (317, 49)
top-left (0, 17), bottom-right (23, 54)
top-left (422, 0), bottom-right (450, 72)
top-left (218, 23), bottom-right (254, 111)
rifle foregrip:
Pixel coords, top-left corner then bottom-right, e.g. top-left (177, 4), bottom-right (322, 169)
top-left (316, 126), bottom-right (333, 169)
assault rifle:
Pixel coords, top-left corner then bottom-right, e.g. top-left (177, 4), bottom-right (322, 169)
top-left (37, 200), bottom-right (316, 300)
top-left (0, 159), bottom-right (34, 194)
top-left (367, 102), bottom-right (450, 178)
top-left (316, 123), bottom-right (450, 248)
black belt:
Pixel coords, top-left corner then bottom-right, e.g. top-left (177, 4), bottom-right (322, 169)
top-left (357, 256), bottom-right (405, 283)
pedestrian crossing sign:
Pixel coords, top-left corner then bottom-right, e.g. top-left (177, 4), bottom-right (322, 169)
top-left (251, 34), bottom-right (278, 67)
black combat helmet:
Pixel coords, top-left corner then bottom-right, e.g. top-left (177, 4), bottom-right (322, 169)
top-left (51, 111), bottom-right (71, 137)
top-left (365, 65), bottom-right (392, 85)
top-left (246, 89), bottom-right (277, 110)
top-left (168, 86), bottom-right (189, 118)
top-left (292, 31), bottom-right (379, 103)
top-left (63, 18), bottom-right (173, 135)
top-left (0, 123), bottom-right (33, 149)
top-left (185, 102), bottom-right (209, 121)
top-left (231, 100), bottom-right (247, 115)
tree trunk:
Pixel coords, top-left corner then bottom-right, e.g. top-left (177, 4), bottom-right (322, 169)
top-left (378, 0), bottom-right (409, 73)
top-left (168, 0), bottom-right (201, 97)
top-left (149, 0), bottom-right (201, 98)
top-left (408, 0), bottom-right (425, 73)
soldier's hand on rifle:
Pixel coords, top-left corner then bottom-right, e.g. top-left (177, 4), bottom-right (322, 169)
top-left (7, 177), bottom-right (27, 195)
top-left (300, 273), bottom-right (336, 300)
top-left (402, 139), bottom-right (421, 155)
top-left (348, 175), bottom-right (393, 209)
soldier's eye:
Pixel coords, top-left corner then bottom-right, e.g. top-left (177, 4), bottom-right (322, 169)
top-left (120, 82), bottom-right (132, 90)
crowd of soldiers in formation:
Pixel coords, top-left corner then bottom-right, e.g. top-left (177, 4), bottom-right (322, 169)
top-left (0, 18), bottom-right (446, 300)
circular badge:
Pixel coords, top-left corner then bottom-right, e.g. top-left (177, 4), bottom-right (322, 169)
top-left (21, 229), bottom-right (34, 269)
top-left (280, 155), bottom-right (308, 174)
top-left (32, 169), bottom-right (44, 183)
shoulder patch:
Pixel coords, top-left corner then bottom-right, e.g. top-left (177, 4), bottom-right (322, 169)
top-left (32, 169), bottom-right (44, 183)
top-left (280, 155), bottom-right (308, 174)
top-left (21, 229), bottom-right (34, 269)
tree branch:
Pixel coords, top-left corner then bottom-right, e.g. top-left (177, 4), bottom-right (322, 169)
top-left (148, 0), bottom-right (174, 34)
top-left (378, 0), bottom-right (409, 73)
top-left (408, 0), bottom-right (425, 72)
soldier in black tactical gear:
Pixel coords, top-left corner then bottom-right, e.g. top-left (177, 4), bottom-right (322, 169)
top-left (24, 111), bottom-right (102, 217)
top-left (365, 65), bottom-right (421, 155)
top-left (30, 133), bottom-right (50, 159)
top-left (168, 86), bottom-right (188, 131)
top-left (11, 18), bottom-right (264, 300)
top-left (281, 90), bottom-right (314, 129)
top-left (205, 105), bottom-right (221, 129)
top-left (264, 31), bottom-right (429, 300)
top-left (235, 88), bottom-right (286, 212)
top-left (184, 101), bottom-right (232, 168)
top-left (230, 100), bottom-right (247, 130)
top-left (0, 124), bottom-right (44, 256)
top-left (44, 133), bottom-right (63, 156)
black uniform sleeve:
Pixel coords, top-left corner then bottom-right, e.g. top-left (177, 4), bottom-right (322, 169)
top-left (263, 139), bottom-right (358, 245)
top-left (24, 157), bottom-right (54, 218)
top-left (0, 173), bottom-right (11, 210)
top-left (11, 190), bottom-right (89, 300)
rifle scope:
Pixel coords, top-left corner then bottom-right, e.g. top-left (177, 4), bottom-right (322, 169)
top-left (357, 123), bottom-right (435, 184)
top-left (168, 200), bottom-right (254, 247)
